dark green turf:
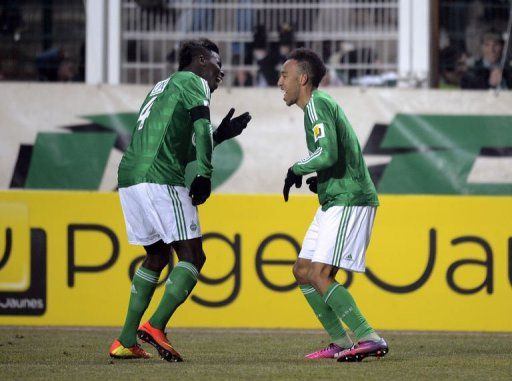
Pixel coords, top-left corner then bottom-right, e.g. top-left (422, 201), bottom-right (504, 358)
top-left (0, 328), bottom-right (511, 380)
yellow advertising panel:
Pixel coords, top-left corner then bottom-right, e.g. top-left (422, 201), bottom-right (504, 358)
top-left (0, 191), bottom-right (510, 331)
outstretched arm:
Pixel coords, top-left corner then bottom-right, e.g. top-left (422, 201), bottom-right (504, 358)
top-left (213, 108), bottom-right (252, 146)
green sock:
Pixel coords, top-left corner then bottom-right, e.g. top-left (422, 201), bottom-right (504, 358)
top-left (118, 266), bottom-right (160, 347)
top-left (322, 282), bottom-right (381, 342)
top-left (299, 284), bottom-right (353, 348)
top-left (149, 261), bottom-right (198, 330)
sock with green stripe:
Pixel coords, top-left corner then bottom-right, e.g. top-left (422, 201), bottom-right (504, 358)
top-left (118, 266), bottom-right (160, 347)
top-left (149, 261), bottom-right (198, 330)
top-left (323, 282), bottom-right (381, 342)
top-left (300, 284), bottom-right (353, 348)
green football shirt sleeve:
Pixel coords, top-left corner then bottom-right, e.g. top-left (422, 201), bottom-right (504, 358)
top-left (182, 76), bottom-right (214, 178)
top-left (182, 75), bottom-right (211, 109)
top-left (193, 119), bottom-right (213, 178)
top-left (292, 99), bottom-right (339, 176)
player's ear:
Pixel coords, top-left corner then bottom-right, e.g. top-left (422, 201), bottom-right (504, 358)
top-left (300, 72), bottom-right (309, 86)
top-left (198, 55), bottom-right (206, 65)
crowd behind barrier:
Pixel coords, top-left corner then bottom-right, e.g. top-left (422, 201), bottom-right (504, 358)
top-left (0, 0), bottom-right (510, 89)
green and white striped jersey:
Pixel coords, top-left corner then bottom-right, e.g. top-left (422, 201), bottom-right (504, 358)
top-left (118, 71), bottom-right (213, 188)
top-left (292, 89), bottom-right (379, 210)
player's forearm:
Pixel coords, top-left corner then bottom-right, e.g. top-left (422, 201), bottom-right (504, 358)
top-left (193, 119), bottom-right (213, 178)
top-left (292, 146), bottom-right (337, 175)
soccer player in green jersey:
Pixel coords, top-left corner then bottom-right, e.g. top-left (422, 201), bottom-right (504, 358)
top-left (278, 48), bottom-right (388, 362)
top-left (109, 39), bottom-right (252, 362)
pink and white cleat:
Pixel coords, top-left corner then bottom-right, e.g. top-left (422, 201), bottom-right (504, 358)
top-left (305, 343), bottom-right (344, 359)
top-left (335, 338), bottom-right (389, 362)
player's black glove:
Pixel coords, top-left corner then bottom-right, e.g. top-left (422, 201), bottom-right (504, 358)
top-left (213, 108), bottom-right (252, 144)
top-left (306, 176), bottom-right (318, 194)
top-left (189, 175), bottom-right (211, 206)
top-left (283, 167), bottom-right (302, 202)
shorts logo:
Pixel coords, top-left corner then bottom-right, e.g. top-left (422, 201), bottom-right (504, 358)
top-left (344, 254), bottom-right (353, 261)
top-left (313, 123), bottom-right (325, 142)
top-left (190, 223), bottom-right (198, 232)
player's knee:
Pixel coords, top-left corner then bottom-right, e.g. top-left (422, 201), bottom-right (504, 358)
top-left (307, 266), bottom-right (326, 289)
top-left (306, 268), bottom-right (319, 288)
top-left (142, 254), bottom-right (168, 272)
top-left (194, 250), bottom-right (206, 272)
top-left (307, 264), bottom-right (333, 291)
top-left (292, 262), bottom-right (309, 284)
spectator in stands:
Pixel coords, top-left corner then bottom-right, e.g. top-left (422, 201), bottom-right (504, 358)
top-left (461, 29), bottom-right (512, 89)
top-left (253, 22), bottom-right (297, 87)
top-left (439, 46), bottom-right (469, 89)
top-left (253, 24), bottom-right (277, 87)
top-left (278, 22), bottom-right (295, 59)
top-left (36, 48), bottom-right (77, 82)
top-left (341, 47), bottom-right (378, 85)
top-left (234, 69), bottom-right (253, 87)
top-left (465, 0), bottom-right (510, 59)
top-left (57, 58), bottom-right (77, 82)
top-left (232, 51), bottom-right (253, 87)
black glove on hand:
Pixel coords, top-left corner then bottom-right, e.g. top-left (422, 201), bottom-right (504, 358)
top-left (306, 176), bottom-right (318, 194)
top-left (189, 175), bottom-right (211, 206)
top-left (283, 167), bottom-right (302, 202)
top-left (213, 108), bottom-right (252, 144)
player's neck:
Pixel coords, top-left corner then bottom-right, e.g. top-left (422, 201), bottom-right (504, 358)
top-left (181, 64), bottom-right (203, 79)
top-left (297, 86), bottom-right (314, 110)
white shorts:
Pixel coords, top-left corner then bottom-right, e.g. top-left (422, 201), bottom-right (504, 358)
top-left (299, 205), bottom-right (376, 272)
top-left (118, 183), bottom-right (201, 246)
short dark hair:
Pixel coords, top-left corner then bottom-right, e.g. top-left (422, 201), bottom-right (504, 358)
top-left (287, 48), bottom-right (326, 88)
top-left (440, 46), bottom-right (465, 72)
top-left (178, 39), bottom-right (220, 70)
top-left (481, 29), bottom-right (504, 45)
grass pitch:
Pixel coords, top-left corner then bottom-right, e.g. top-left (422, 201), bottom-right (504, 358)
top-left (0, 327), bottom-right (511, 380)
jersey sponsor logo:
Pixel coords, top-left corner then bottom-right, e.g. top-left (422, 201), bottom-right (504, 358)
top-left (313, 123), bottom-right (325, 142)
top-left (149, 78), bottom-right (170, 96)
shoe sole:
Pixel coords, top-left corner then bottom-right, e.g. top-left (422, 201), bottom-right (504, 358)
top-left (137, 329), bottom-right (183, 363)
top-left (109, 353), bottom-right (148, 360)
top-left (337, 347), bottom-right (389, 362)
